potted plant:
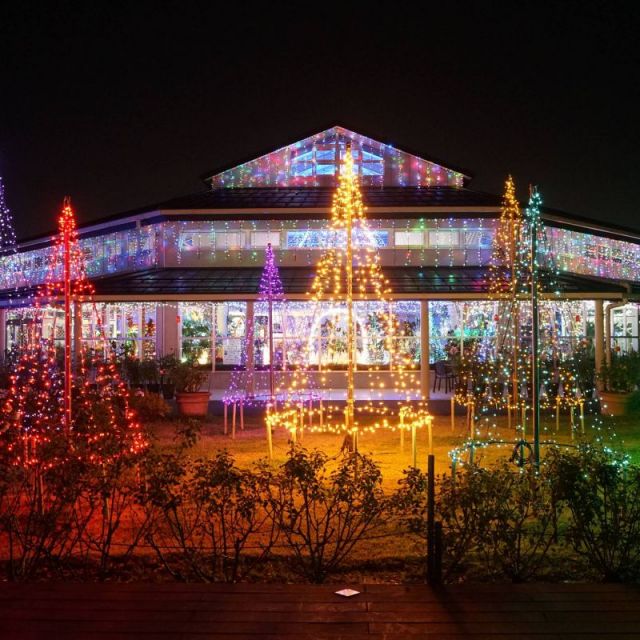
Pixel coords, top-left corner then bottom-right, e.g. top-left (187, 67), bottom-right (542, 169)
top-left (599, 351), bottom-right (640, 415)
top-left (124, 356), bottom-right (143, 389)
top-left (158, 354), bottom-right (178, 399)
top-left (140, 358), bottom-right (160, 393)
top-left (169, 359), bottom-right (210, 417)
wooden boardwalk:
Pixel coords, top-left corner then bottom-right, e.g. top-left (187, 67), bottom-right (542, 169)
top-left (0, 582), bottom-right (638, 639)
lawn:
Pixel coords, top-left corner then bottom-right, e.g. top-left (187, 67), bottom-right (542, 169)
top-left (140, 409), bottom-right (640, 582)
top-left (148, 408), bottom-right (640, 489)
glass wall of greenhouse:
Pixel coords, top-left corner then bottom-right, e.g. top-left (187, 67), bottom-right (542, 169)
top-left (5, 300), bottom-right (624, 370)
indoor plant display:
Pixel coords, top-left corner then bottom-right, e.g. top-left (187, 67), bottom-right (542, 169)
top-left (170, 359), bottom-right (210, 417)
top-left (598, 351), bottom-right (640, 415)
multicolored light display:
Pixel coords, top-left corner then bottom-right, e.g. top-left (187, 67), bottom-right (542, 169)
top-left (450, 179), bottom-right (603, 468)
top-left (206, 126), bottom-right (466, 189)
top-left (1, 216), bottom-right (640, 301)
top-left (224, 242), bottom-right (287, 403)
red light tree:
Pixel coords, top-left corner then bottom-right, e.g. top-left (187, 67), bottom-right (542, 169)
top-left (1, 198), bottom-right (146, 468)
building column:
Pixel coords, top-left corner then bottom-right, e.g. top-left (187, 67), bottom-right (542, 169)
top-left (246, 300), bottom-right (255, 394)
top-left (158, 303), bottom-right (179, 359)
top-left (420, 299), bottom-right (430, 400)
top-left (594, 300), bottom-right (604, 389)
top-left (0, 308), bottom-right (6, 358)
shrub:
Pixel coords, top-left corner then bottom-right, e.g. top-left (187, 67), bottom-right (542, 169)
top-left (549, 446), bottom-right (640, 582)
top-left (394, 462), bottom-right (559, 582)
top-left (129, 392), bottom-right (171, 422)
top-left (169, 361), bottom-right (209, 393)
top-left (470, 463), bottom-right (558, 582)
top-left (265, 447), bottom-right (386, 583)
top-left (142, 449), bottom-right (275, 582)
top-left (0, 454), bottom-right (86, 580)
top-left (598, 351), bottom-right (640, 393)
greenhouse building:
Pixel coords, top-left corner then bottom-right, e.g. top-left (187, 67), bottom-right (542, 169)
top-left (1, 126), bottom-right (639, 400)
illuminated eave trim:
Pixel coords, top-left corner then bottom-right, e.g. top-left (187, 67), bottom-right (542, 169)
top-left (84, 291), bottom-right (630, 302)
top-left (0, 290), bottom-right (633, 308)
top-left (542, 213), bottom-right (640, 243)
top-left (154, 206), bottom-right (500, 215)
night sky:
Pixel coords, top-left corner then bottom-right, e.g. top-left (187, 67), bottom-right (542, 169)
top-left (1, 2), bottom-right (639, 239)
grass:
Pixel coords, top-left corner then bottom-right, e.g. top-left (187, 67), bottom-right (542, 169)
top-left (140, 408), bottom-right (640, 582)
top-left (148, 408), bottom-right (640, 488)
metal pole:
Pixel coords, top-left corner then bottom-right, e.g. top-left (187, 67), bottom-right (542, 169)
top-left (63, 199), bottom-right (72, 435)
top-left (268, 297), bottom-right (275, 403)
top-left (426, 454), bottom-right (436, 584)
top-left (411, 421), bottom-right (417, 468)
top-left (530, 190), bottom-right (541, 469)
top-left (345, 146), bottom-right (356, 451)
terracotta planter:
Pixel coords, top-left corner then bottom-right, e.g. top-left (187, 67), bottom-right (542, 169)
top-left (599, 391), bottom-right (631, 416)
top-left (176, 391), bottom-right (210, 417)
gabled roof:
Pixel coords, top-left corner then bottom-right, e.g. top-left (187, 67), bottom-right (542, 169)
top-left (202, 125), bottom-right (471, 189)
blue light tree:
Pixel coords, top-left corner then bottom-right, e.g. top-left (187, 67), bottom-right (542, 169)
top-left (0, 177), bottom-right (17, 255)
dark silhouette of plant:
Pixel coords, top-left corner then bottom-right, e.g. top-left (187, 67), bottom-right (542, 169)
top-left (549, 446), bottom-right (640, 582)
top-left (394, 462), bottom-right (559, 582)
top-left (393, 465), bottom-right (491, 581)
top-left (473, 463), bottom-right (558, 582)
top-left (265, 447), bottom-right (386, 583)
top-left (0, 448), bottom-right (86, 580)
top-left (142, 442), bottom-right (275, 582)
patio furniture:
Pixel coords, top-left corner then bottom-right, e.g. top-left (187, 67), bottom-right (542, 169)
top-left (433, 360), bottom-right (457, 393)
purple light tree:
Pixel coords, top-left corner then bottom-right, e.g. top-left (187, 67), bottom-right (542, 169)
top-left (223, 243), bottom-right (286, 454)
top-left (259, 242), bottom-right (285, 402)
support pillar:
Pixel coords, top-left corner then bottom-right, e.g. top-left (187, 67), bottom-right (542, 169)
top-left (420, 299), bottom-right (430, 400)
top-left (246, 299), bottom-right (255, 395)
top-left (0, 308), bottom-right (6, 359)
top-left (158, 303), bottom-right (179, 358)
top-left (594, 300), bottom-right (604, 389)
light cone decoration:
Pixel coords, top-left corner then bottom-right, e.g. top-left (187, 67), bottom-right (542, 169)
top-left (0, 177), bottom-right (17, 255)
top-left (267, 145), bottom-right (428, 450)
top-left (0, 177), bottom-right (19, 308)
top-left (456, 176), bottom-right (584, 444)
top-left (0, 198), bottom-right (147, 467)
top-left (225, 242), bottom-right (287, 405)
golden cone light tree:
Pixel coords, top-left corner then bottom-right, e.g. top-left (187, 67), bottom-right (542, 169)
top-left (268, 145), bottom-right (428, 452)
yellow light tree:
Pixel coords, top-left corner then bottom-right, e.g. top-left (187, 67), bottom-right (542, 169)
top-left (268, 144), bottom-right (426, 453)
